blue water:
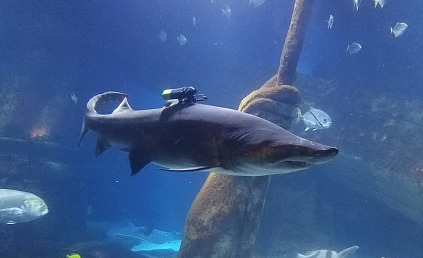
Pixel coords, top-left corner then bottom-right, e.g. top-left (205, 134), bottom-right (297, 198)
top-left (0, 0), bottom-right (422, 257)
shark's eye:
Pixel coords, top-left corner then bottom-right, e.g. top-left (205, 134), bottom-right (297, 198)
top-left (323, 119), bottom-right (328, 123)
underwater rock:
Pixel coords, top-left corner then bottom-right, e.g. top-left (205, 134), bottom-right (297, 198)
top-left (293, 74), bottom-right (423, 225)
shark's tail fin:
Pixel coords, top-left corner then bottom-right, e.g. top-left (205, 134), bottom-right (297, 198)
top-left (78, 91), bottom-right (128, 146)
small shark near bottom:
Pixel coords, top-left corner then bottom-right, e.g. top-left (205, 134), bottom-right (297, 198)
top-left (79, 92), bottom-right (338, 176)
top-left (297, 246), bottom-right (359, 258)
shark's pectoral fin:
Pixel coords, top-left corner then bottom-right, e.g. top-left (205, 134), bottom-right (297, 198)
top-left (160, 166), bottom-right (211, 172)
top-left (95, 136), bottom-right (111, 156)
top-left (128, 149), bottom-right (151, 176)
top-left (338, 246), bottom-right (359, 258)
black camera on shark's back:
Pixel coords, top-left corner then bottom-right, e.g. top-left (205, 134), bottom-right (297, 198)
top-left (161, 86), bottom-right (207, 104)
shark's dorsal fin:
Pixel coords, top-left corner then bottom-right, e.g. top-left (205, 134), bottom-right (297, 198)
top-left (160, 166), bottom-right (211, 172)
top-left (128, 149), bottom-right (151, 176)
top-left (338, 246), bottom-right (359, 258)
top-left (112, 97), bottom-right (132, 114)
top-left (95, 136), bottom-right (111, 156)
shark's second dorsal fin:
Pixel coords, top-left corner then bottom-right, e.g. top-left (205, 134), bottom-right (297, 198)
top-left (128, 148), bottom-right (151, 176)
top-left (112, 97), bottom-right (132, 114)
top-left (338, 246), bottom-right (359, 258)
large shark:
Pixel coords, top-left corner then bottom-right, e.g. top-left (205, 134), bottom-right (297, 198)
top-left (79, 92), bottom-right (338, 176)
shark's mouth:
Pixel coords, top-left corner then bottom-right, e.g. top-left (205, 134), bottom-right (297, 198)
top-left (284, 160), bottom-right (311, 169)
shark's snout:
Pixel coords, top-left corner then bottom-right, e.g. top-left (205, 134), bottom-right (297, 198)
top-left (311, 146), bottom-right (338, 164)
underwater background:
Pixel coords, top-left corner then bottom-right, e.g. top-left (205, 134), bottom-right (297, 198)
top-left (0, 0), bottom-right (422, 257)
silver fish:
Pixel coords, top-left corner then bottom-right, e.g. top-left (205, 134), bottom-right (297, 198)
top-left (221, 5), bottom-right (231, 19)
top-left (250, 0), bottom-right (266, 8)
top-left (158, 30), bottom-right (167, 42)
top-left (192, 16), bottom-right (196, 27)
top-left (328, 15), bottom-right (334, 29)
top-left (0, 189), bottom-right (48, 224)
top-left (301, 107), bottom-right (332, 131)
top-left (391, 22), bottom-right (408, 38)
top-left (353, 0), bottom-right (362, 11)
top-left (347, 42), bottom-right (362, 55)
top-left (374, 0), bottom-right (387, 8)
top-left (71, 93), bottom-right (78, 104)
top-left (176, 34), bottom-right (187, 46)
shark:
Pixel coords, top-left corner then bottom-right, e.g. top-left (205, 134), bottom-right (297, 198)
top-left (79, 92), bottom-right (338, 176)
top-left (297, 246), bottom-right (359, 258)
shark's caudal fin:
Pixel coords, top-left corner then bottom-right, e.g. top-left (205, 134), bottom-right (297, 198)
top-left (78, 91), bottom-right (128, 147)
top-left (338, 246), bottom-right (359, 258)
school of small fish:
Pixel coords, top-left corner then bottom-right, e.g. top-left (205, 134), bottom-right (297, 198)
top-left (325, 0), bottom-right (409, 56)
top-left (152, 0), bottom-right (407, 56)
top-left (154, 1), bottom-right (267, 48)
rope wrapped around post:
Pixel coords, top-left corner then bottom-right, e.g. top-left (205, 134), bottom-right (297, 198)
top-left (178, 0), bottom-right (313, 257)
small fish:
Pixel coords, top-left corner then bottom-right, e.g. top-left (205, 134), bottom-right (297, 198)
top-left (327, 15), bottom-right (334, 29)
top-left (192, 16), bottom-right (196, 26)
top-left (374, 0), bottom-right (387, 8)
top-left (301, 107), bottom-right (332, 131)
top-left (176, 34), bottom-right (187, 46)
top-left (210, 0), bottom-right (214, 3)
top-left (221, 5), bottom-right (231, 19)
top-left (86, 205), bottom-right (93, 215)
top-left (71, 93), bottom-right (78, 104)
top-left (391, 22), bottom-right (408, 38)
top-left (353, 0), bottom-right (362, 11)
top-left (250, 0), bottom-right (266, 8)
top-left (158, 30), bottom-right (167, 42)
top-left (0, 189), bottom-right (48, 224)
top-left (347, 42), bottom-right (362, 55)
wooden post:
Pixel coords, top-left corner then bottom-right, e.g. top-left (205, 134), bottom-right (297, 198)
top-left (178, 0), bottom-right (314, 257)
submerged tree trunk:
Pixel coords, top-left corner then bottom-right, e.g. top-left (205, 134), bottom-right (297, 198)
top-left (178, 0), bottom-right (314, 257)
